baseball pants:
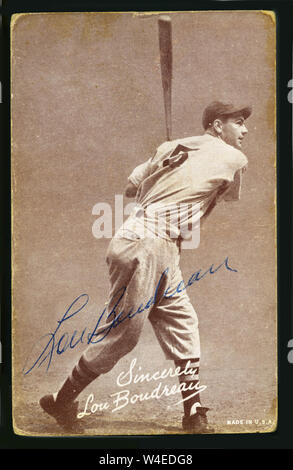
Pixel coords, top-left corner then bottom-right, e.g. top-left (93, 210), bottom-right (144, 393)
top-left (82, 234), bottom-right (200, 375)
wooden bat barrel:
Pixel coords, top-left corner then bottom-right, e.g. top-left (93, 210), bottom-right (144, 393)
top-left (158, 16), bottom-right (172, 141)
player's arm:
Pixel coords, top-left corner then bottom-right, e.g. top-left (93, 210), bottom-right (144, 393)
top-left (220, 150), bottom-right (248, 202)
top-left (125, 181), bottom-right (138, 198)
top-left (125, 158), bottom-right (153, 198)
top-left (124, 141), bottom-right (173, 198)
top-left (222, 164), bottom-right (247, 202)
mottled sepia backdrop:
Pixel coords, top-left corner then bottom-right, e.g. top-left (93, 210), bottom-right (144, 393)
top-left (11, 11), bottom-right (276, 436)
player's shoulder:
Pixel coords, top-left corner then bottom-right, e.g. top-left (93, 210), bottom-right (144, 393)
top-left (228, 147), bottom-right (248, 167)
top-left (216, 140), bottom-right (248, 167)
top-left (156, 135), bottom-right (203, 153)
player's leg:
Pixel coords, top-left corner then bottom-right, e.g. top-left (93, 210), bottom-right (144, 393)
top-left (40, 237), bottom-right (145, 429)
top-left (74, 236), bottom-right (170, 378)
top-left (39, 236), bottom-right (170, 430)
top-left (148, 265), bottom-right (213, 433)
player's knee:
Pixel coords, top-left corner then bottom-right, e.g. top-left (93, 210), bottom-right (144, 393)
top-left (128, 336), bottom-right (140, 352)
top-left (118, 334), bottom-right (140, 356)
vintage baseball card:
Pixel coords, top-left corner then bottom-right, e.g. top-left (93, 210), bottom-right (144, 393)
top-left (10, 10), bottom-right (277, 437)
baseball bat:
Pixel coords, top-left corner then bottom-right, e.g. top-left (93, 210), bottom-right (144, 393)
top-left (158, 16), bottom-right (172, 141)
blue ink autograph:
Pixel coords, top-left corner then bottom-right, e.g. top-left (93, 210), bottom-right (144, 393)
top-left (23, 257), bottom-right (237, 375)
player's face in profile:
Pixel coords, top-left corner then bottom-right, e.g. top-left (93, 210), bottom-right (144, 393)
top-left (220, 116), bottom-right (248, 149)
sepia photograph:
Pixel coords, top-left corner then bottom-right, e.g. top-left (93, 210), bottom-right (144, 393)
top-left (11, 10), bottom-right (277, 436)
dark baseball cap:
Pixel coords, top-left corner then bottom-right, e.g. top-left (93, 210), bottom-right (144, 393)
top-left (202, 101), bottom-right (252, 129)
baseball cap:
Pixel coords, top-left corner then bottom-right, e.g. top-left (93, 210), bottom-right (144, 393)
top-left (202, 101), bottom-right (252, 129)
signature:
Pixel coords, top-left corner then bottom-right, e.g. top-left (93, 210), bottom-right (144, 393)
top-left (77, 357), bottom-right (206, 418)
top-left (23, 256), bottom-right (237, 375)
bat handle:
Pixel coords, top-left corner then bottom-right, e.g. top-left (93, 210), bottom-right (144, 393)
top-left (163, 80), bottom-right (171, 141)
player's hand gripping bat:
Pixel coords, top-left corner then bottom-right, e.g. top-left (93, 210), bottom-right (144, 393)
top-left (158, 16), bottom-right (172, 141)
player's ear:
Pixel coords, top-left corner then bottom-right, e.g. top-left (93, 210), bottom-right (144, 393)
top-left (213, 119), bottom-right (223, 135)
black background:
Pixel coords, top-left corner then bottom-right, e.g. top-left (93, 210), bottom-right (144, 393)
top-left (1, 0), bottom-right (292, 455)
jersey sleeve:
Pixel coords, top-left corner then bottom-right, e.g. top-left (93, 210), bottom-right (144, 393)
top-left (219, 149), bottom-right (248, 202)
top-left (222, 168), bottom-right (244, 201)
top-left (127, 158), bottom-right (152, 187)
top-left (127, 140), bottom-right (176, 187)
top-left (229, 149), bottom-right (248, 174)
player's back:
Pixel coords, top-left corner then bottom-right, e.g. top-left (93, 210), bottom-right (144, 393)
top-left (136, 134), bottom-right (247, 209)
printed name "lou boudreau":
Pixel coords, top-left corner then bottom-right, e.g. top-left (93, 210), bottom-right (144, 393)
top-left (77, 357), bottom-right (206, 417)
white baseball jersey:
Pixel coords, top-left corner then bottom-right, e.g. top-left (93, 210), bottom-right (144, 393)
top-left (116, 133), bottom-right (248, 241)
top-left (83, 134), bottom-right (248, 371)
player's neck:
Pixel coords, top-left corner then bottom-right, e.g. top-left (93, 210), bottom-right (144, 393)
top-left (205, 130), bottom-right (228, 146)
top-left (205, 129), bottom-right (218, 138)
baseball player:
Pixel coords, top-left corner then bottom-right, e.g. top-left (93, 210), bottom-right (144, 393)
top-left (40, 101), bottom-right (251, 433)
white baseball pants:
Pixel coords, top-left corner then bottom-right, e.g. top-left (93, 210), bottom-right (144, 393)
top-left (82, 235), bottom-right (200, 374)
